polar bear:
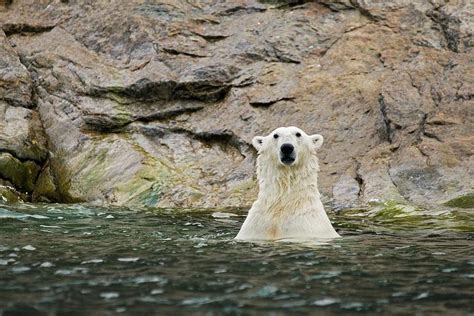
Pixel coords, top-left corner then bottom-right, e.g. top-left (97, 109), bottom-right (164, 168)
top-left (235, 126), bottom-right (340, 241)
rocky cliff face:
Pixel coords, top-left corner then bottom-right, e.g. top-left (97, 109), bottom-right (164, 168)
top-left (0, 0), bottom-right (472, 209)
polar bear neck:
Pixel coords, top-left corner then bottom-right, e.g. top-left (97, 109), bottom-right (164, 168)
top-left (256, 153), bottom-right (321, 206)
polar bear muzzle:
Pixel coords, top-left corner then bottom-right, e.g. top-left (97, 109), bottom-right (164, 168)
top-left (280, 143), bottom-right (296, 165)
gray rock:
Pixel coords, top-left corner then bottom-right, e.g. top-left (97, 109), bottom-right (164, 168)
top-left (332, 175), bottom-right (360, 209)
top-left (0, 102), bottom-right (48, 162)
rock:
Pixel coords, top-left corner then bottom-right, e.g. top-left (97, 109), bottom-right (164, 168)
top-left (427, 2), bottom-right (474, 53)
top-left (0, 102), bottom-right (48, 162)
top-left (0, 184), bottom-right (24, 203)
top-left (0, 152), bottom-right (40, 192)
top-left (32, 164), bottom-right (58, 203)
top-left (332, 175), bottom-right (360, 209)
top-left (0, 30), bottom-right (48, 199)
top-left (0, 1), bottom-right (472, 209)
top-left (0, 30), bottom-right (33, 107)
top-left (247, 64), bottom-right (297, 107)
top-left (357, 146), bottom-right (406, 204)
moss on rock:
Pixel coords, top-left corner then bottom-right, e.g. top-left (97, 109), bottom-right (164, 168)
top-left (117, 142), bottom-right (173, 207)
top-left (32, 164), bottom-right (60, 202)
top-left (0, 153), bottom-right (40, 192)
top-left (0, 185), bottom-right (24, 203)
top-left (371, 201), bottom-right (420, 218)
top-left (444, 193), bottom-right (474, 209)
top-left (361, 200), bottom-right (427, 228)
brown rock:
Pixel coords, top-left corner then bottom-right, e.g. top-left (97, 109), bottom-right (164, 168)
top-left (0, 30), bottom-right (33, 107)
top-left (0, 0), bottom-right (472, 209)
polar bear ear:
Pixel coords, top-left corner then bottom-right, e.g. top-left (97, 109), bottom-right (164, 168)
top-left (310, 134), bottom-right (324, 150)
top-left (252, 136), bottom-right (265, 151)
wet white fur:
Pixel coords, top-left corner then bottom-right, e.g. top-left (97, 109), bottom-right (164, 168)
top-left (235, 126), bottom-right (340, 241)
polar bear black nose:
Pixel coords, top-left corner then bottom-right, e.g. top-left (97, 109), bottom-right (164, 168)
top-left (280, 143), bottom-right (294, 155)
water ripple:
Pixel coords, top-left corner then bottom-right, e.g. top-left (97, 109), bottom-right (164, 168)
top-left (0, 204), bottom-right (473, 314)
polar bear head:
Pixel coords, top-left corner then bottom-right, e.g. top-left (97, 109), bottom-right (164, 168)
top-left (252, 126), bottom-right (323, 168)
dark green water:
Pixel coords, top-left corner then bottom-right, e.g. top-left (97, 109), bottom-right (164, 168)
top-left (1, 203), bottom-right (473, 315)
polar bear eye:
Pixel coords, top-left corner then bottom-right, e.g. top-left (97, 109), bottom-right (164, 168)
top-left (296, 132), bottom-right (301, 137)
top-left (273, 134), bottom-right (279, 139)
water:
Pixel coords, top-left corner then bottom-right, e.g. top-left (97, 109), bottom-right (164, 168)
top-left (1, 203), bottom-right (473, 315)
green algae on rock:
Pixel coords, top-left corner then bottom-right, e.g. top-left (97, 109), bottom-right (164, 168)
top-left (444, 193), bottom-right (474, 209)
top-left (0, 185), bottom-right (24, 203)
top-left (337, 200), bottom-right (474, 233)
top-left (0, 153), bottom-right (40, 193)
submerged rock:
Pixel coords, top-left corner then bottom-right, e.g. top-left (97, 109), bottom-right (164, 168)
top-left (0, 184), bottom-right (24, 203)
top-left (0, 0), bottom-right (472, 209)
